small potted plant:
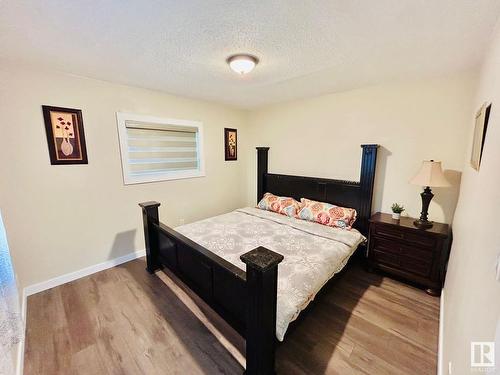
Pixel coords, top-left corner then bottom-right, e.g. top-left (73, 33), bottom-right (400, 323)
top-left (391, 203), bottom-right (405, 220)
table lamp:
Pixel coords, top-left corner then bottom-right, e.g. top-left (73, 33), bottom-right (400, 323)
top-left (410, 160), bottom-right (450, 229)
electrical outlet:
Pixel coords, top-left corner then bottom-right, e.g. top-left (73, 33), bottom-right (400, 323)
top-left (448, 361), bottom-right (452, 374)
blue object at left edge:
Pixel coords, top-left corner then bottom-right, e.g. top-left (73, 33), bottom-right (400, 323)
top-left (0, 210), bottom-right (23, 375)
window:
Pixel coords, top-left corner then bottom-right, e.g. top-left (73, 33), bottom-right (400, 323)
top-left (116, 112), bottom-right (205, 184)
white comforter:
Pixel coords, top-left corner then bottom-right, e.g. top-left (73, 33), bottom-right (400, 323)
top-left (175, 207), bottom-right (365, 341)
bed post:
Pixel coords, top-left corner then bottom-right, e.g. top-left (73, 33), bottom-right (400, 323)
top-left (359, 144), bottom-right (379, 234)
top-left (256, 147), bottom-right (270, 203)
top-left (240, 246), bottom-right (284, 375)
top-left (139, 201), bottom-right (162, 273)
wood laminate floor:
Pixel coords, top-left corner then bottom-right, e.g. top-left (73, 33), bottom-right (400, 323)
top-left (25, 258), bottom-right (439, 374)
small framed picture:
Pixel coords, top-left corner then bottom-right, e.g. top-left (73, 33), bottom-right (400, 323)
top-left (42, 106), bottom-right (88, 165)
top-left (470, 102), bottom-right (491, 171)
top-left (224, 128), bottom-right (237, 161)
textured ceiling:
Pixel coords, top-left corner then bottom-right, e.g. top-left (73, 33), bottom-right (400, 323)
top-left (1, 1), bottom-right (499, 108)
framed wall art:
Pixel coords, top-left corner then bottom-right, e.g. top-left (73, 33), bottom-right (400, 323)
top-left (42, 106), bottom-right (88, 165)
top-left (470, 102), bottom-right (491, 171)
top-left (224, 128), bottom-right (237, 161)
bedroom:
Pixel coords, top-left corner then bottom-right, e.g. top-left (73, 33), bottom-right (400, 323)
top-left (0, 1), bottom-right (499, 374)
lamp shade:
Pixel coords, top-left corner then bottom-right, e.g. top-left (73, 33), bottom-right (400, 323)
top-left (410, 160), bottom-right (450, 187)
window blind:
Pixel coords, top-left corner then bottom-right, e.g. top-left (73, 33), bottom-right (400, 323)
top-left (125, 120), bottom-right (199, 177)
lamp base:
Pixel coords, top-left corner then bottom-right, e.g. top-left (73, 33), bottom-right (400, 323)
top-left (414, 186), bottom-right (434, 230)
top-left (413, 219), bottom-right (433, 229)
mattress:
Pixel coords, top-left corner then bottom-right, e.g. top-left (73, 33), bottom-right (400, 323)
top-left (175, 207), bottom-right (365, 341)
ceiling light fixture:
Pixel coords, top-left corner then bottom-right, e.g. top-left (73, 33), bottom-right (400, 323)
top-left (227, 54), bottom-right (259, 75)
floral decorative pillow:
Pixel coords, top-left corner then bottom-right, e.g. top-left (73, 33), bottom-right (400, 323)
top-left (257, 192), bottom-right (302, 217)
top-left (297, 198), bottom-right (357, 230)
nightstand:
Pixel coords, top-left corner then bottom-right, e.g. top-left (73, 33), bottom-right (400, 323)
top-left (367, 212), bottom-right (451, 296)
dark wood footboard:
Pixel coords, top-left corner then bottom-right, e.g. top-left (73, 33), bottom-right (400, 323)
top-left (140, 202), bottom-right (283, 375)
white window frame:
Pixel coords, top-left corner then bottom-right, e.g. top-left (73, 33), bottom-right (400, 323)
top-left (116, 112), bottom-right (205, 185)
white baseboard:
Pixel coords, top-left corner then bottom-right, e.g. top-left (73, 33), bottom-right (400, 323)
top-left (16, 288), bottom-right (27, 375)
top-left (17, 249), bottom-right (145, 375)
top-left (24, 249), bottom-right (145, 297)
top-left (437, 287), bottom-right (445, 375)
top-left (16, 335), bottom-right (24, 375)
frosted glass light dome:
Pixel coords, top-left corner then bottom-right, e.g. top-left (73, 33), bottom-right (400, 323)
top-left (227, 54), bottom-right (259, 75)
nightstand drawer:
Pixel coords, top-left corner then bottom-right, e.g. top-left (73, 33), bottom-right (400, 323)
top-left (371, 248), bottom-right (432, 278)
top-left (371, 249), bottom-right (399, 268)
top-left (399, 257), bottom-right (432, 278)
top-left (370, 236), bottom-right (400, 255)
top-left (400, 244), bottom-right (434, 263)
top-left (371, 236), bottom-right (433, 262)
top-left (373, 225), bottom-right (404, 240)
top-left (373, 224), bottom-right (436, 249)
top-left (404, 231), bottom-right (436, 249)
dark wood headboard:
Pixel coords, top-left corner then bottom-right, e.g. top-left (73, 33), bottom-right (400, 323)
top-left (256, 144), bottom-right (379, 236)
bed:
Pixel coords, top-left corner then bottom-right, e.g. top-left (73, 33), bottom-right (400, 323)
top-left (139, 144), bottom-right (378, 374)
top-left (175, 206), bottom-right (365, 341)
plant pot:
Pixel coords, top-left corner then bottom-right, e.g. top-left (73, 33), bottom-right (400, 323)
top-left (392, 213), bottom-right (401, 220)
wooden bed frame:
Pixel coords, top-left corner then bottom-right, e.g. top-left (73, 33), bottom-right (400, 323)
top-left (139, 144), bottom-right (378, 374)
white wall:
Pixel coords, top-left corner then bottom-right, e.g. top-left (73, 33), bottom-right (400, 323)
top-left (442, 21), bottom-right (500, 374)
top-left (244, 74), bottom-right (476, 224)
top-left (0, 65), bottom-right (249, 290)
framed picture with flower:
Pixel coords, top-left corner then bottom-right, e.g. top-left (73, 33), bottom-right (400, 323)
top-left (224, 127), bottom-right (237, 161)
top-left (42, 105), bottom-right (88, 165)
